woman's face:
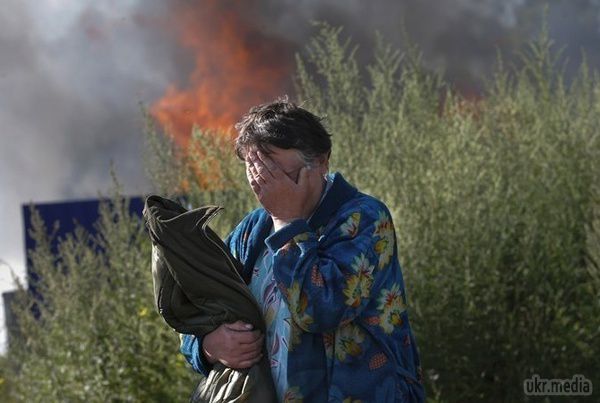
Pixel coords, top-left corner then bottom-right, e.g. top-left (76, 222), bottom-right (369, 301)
top-left (244, 145), bottom-right (327, 184)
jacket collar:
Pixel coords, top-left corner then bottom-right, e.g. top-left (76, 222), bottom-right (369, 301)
top-left (257, 171), bottom-right (357, 233)
top-left (307, 172), bottom-right (357, 230)
top-left (242, 172), bottom-right (357, 277)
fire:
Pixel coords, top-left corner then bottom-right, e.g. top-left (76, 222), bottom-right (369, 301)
top-left (151, 0), bottom-right (293, 145)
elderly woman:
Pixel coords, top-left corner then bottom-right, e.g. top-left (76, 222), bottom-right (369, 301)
top-left (180, 99), bottom-right (424, 402)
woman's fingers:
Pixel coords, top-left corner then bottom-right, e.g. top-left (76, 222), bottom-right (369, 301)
top-left (238, 350), bottom-right (263, 363)
top-left (236, 353), bottom-right (264, 369)
top-left (237, 335), bottom-right (264, 354)
top-left (297, 165), bottom-right (309, 186)
top-left (223, 321), bottom-right (263, 347)
top-left (247, 159), bottom-right (267, 186)
top-left (226, 336), bottom-right (264, 369)
top-left (297, 164), bottom-right (323, 193)
top-left (225, 321), bottom-right (253, 331)
top-left (246, 163), bottom-right (262, 194)
top-left (237, 330), bottom-right (262, 344)
top-left (255, 151), bottom-right (282, 178)
top-left (230, 336), bottom-right (264, 369)
top-left (237, 343), bottom-right (264, 360)
top-left (204, 322), bottom-right (266, 370)
top-left (248, 151), bottom-right (273, 181)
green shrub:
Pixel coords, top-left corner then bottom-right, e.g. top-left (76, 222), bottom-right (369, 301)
top-left (4, 185), bottom-right (196, 402)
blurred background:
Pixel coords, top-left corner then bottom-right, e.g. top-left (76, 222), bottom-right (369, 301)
top-left (1, 0), bottom-right (599, 401)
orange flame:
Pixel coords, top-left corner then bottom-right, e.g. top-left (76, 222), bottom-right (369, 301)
top-left (151, 1), bottom-right (293, 146)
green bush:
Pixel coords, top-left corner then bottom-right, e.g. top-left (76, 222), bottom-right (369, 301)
top-left (4, 185), bottom-right (196, 402)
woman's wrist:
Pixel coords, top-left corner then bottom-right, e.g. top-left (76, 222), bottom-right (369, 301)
top-left (201, 337), bottom-right (218, 365)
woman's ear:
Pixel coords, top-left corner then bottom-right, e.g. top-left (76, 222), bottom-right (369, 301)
top-left (317, 154), bottom-right (329, 175)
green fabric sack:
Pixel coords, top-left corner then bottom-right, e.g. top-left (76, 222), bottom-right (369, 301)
top-left (143, 195), bottom-right (277, 403)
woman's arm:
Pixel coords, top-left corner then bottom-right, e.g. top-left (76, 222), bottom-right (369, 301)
top-left (180, 323), bottom-right (264, 374)
top-left (179, 334), bottom-right (211, 375)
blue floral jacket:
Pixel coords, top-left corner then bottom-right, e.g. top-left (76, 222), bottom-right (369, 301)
top-left (181, 172), bottom-right (424, 402)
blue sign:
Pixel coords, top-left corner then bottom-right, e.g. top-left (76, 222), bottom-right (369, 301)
top-left (21, 196), bottom-right (145, 310)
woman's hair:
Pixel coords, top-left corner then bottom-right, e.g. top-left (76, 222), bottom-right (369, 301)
top-left (234, 97), bottom-right (332, 163)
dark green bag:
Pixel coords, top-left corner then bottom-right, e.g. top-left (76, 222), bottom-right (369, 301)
top-left (143, 195), bottom-right (277, 403)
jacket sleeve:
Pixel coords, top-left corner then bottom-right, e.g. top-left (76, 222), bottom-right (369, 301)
top-left (265, 201), bottom-right (392, 333)
top-left (179, 334), bottom-right (211, 376)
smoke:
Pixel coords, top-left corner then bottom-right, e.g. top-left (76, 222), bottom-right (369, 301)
top-left (1, 0), bottom-right (600, 300)
top-left (0, 0), bottom-right (178, 290)
top-left (264, 0), bottom-right (600, 90)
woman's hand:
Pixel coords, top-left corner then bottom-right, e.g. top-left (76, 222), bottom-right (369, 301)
top-left (245, 150), bottom-right (324, 227)
top-left (202, 321), bottom-right (264, 369)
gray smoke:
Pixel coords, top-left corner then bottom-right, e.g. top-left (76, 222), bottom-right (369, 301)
top-left (264, 0), bottom-right (600, 90)
top-left (0, 0), bottom-right (178, 292)
top-left (1, 0), bottom-right (599, 307)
